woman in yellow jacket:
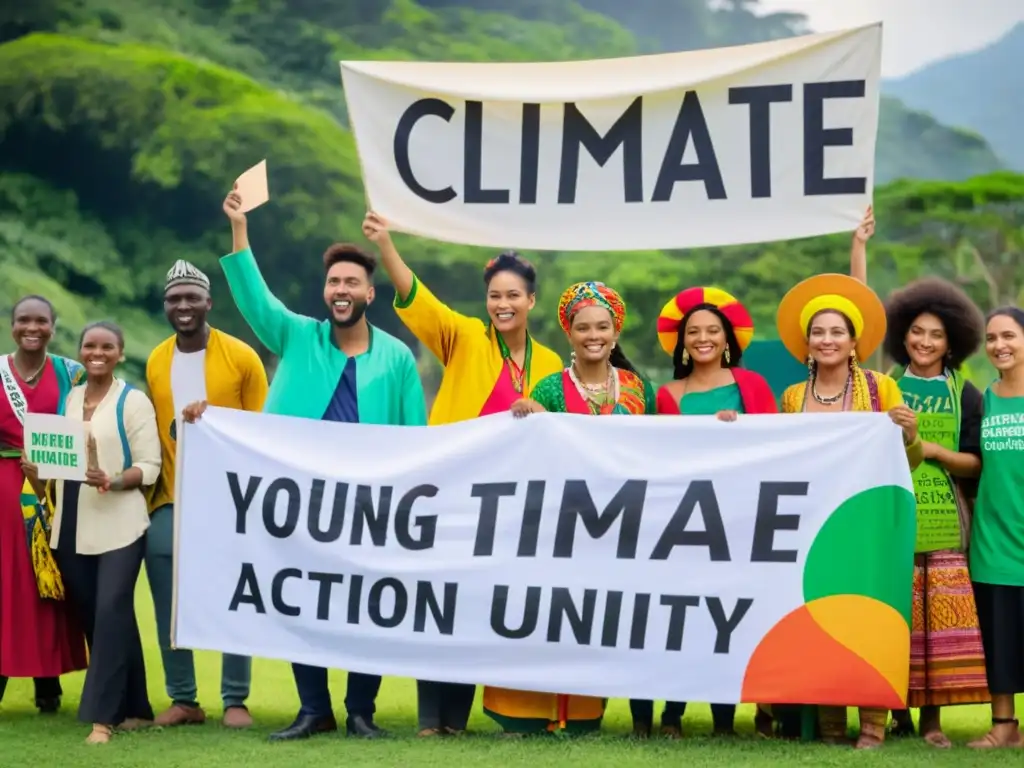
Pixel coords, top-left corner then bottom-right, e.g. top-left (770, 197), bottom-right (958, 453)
top-left (362, 212), bottom-right (562, 736)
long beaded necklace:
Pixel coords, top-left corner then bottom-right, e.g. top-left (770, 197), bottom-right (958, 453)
top-left (811, 369), bottom-right (850, 405)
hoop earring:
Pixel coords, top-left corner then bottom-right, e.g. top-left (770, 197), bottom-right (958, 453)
top-left (681, 350), bottom-right (690, 365)
top-left (723, 348), bottom-right (731, 365)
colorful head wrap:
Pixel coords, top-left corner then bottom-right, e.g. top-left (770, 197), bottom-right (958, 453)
top-left (776, 273), bottom-right (886, 362)
top-left (557, 282), bottom-right (626, 335)
top-left (656, 287), bottom-right (754, 357)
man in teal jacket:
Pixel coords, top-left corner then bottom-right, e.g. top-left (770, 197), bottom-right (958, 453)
top-left (221, 188), bottom-right (427, 742)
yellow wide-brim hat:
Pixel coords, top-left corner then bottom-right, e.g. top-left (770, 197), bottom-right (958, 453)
top-left (776, 274), bottom-right (886, 362)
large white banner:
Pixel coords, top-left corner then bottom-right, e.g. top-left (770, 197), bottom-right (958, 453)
top-left (174, 407), bottom-right (916, 707)
top-left (340, 24), bottom-right (882, 251)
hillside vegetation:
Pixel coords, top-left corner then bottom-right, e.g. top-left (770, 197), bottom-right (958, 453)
top-left (0, 0), bottom-right (1016, 384)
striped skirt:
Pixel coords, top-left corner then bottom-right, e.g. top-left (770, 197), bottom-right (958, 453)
top-left (908, 550), bottom-right (990, 707)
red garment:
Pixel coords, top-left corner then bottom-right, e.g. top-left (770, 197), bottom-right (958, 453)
top-left (656, 367), bottom-right (778, 415)
top-left (0, 357), bottom-right (87, 678)
top-left (478, 361), bottom-right (522, 416)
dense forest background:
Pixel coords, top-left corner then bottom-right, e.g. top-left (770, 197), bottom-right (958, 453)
top-left (1, 0), bottom-right (1022, 392)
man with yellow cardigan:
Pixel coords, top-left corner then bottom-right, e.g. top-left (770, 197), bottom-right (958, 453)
top-left (145, 260), bottom-right (269, 729)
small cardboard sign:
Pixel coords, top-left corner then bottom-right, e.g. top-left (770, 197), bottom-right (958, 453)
top-left (24, 413), bottom-right (87, 481)
top-left (235, 159), bottom-right (270, 213)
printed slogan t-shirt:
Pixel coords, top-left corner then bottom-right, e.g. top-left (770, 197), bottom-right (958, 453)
top-left (899, 374), bottom-right (960, 552)
top-left (970, 387), bottom-right (1024, 586)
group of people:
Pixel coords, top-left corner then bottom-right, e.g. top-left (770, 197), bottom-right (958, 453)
top-left (1, 195), bottom-right (1022, 751)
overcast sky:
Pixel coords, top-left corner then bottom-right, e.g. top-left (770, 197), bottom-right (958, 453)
top-left (756, 0), bottom-right (1024, 78)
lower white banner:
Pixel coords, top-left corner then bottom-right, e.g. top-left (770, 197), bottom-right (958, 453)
top-left (173, 408), bottom-right (915, 707)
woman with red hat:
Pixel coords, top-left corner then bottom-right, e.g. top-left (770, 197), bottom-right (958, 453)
top-left (629, 286), bottom-right (776, 740)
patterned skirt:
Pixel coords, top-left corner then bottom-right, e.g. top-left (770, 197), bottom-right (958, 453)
top-left (908, 550), bottom-right (990, 707)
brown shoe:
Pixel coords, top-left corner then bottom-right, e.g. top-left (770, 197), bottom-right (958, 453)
top-left (154, 703), bottom-right (206, 727)
top-left (222, 706), bottom-right (253, 729)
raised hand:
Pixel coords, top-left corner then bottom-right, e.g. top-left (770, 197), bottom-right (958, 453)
top-left (853, 205), bottom-right (875, 243)
top-left (223, 186), bottom-right (246, 225)
top-left (362, 211), bottom-right (392, 246)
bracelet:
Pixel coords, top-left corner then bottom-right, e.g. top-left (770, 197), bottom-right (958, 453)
top-left (108, 474), bottom-right (125, 492)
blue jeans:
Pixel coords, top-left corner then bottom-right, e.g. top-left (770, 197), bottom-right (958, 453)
top-left (146, 504), bottom-right (251, 709)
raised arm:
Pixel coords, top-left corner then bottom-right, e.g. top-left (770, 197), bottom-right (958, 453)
top-left (362, 211), bottom-right (471, 366)
top-left (221, 190), bottom-right (305, 356)
top-left (850, 205), bottom-right (873, 284)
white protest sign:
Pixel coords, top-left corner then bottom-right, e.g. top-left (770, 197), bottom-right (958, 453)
top-left (235, 159), bottom-right (269, 213)
top-left (24, 412), bottom-right (86, 481)
top-left (340, 24), bottom-right (882, 251)
top-left (174, 407), bottom-right (915, 707)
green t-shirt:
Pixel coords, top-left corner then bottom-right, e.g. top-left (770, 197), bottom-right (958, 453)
top-left (679, 383), bottom-right (745, 416)
top-left (971, 387), bottom-right (1024, 586)
top-left (899, 375), bottom-right (960, 552)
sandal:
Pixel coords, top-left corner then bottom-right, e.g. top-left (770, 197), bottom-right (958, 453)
top-left (922, 730), bottom-right (952, 749)
top-left (417, 727), bottom-right (443, 737)
top-left (659, 724), bottom-right (682, 739)
top-left (442, 727), bottom-right (465, 737)
top-left (86, 724), bottom-right (113, 744)
top-left (968, 718), bottom-right (1022, 749)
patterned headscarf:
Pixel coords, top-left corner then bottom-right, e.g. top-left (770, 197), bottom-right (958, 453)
top-left (166, 260), bottom-right (211, 292)
top-left (557, 282), bottom-right (627, 335)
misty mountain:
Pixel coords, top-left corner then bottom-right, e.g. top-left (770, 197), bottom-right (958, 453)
top-left (884, 22), bottom-right (1024, 170)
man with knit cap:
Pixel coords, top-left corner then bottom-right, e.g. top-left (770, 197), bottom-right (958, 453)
top-left (144, 259), bottom-right (268, 728)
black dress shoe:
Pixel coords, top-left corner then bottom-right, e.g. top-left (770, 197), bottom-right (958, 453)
top-left (36, 697), bottom-right (61, 714)
top-left (269, 713), bottom-right (338, 741)
top-left (346, 714), bottom-right (386, 738)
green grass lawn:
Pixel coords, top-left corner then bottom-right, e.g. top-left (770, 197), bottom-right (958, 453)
top-left (1, 576), bottom-right (1021, 766)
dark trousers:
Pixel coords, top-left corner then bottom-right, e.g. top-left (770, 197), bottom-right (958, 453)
top-left (54, 535), bottom-right (153, 725)
top-left (292, 662), bottom-right (381, 721)
top-left (416, 680), bottom-right (476, 731)
top-left (629, 700), bottom-right (736, 731)
top-left (0, 676), bottom-right (61, 703)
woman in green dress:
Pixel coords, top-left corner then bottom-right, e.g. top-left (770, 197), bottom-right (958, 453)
top-left (491, 282), bottom-right (652, 736)
top-left (512, 281), bottom-right (655, 418)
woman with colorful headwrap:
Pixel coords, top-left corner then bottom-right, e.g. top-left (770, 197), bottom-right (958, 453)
top-left (362, 213), bottom-right (562, 736)
top-left (511, 281), bottom-right (654, 418)
top-left (773, 272), bottom-right (923, 749)
top-left (628, 286), bottom-right (776, 740)
top-left (485, 283), bottom-right (650, 736)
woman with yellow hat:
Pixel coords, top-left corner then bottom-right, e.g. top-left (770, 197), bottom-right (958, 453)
top-left (627, 286), bottom-right (777, 740)
top-left (494, 282), bottom-right (653, 736)
top-left (774, 272), bottom-right (923, 749)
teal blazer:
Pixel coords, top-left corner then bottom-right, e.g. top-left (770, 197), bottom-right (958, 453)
top-left (220, 247), bottom-right (427, 427)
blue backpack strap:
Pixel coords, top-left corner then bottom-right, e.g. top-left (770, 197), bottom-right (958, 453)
top-left (116, 383), bottom-right (135, 472)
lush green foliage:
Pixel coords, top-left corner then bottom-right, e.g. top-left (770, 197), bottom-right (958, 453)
top-left (0, 0), bottom-right (1017, 388)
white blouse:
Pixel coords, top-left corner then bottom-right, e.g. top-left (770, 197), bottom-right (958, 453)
top-left (51, 378), bottom-right (161, 555)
